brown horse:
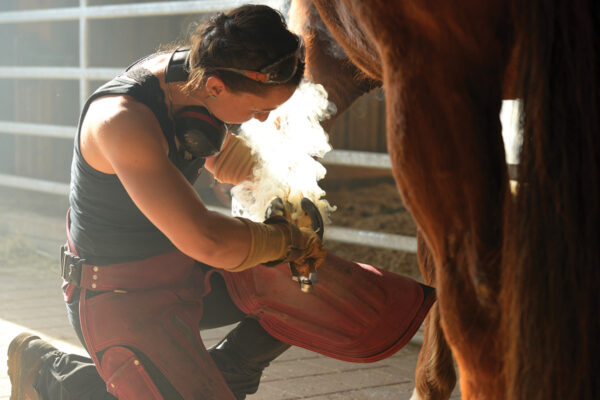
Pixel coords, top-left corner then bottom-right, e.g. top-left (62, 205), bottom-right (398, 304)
top-left (289, 1), bottom-right (600, 399)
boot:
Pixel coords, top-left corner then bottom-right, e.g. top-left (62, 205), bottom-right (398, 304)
top-left (208, 318), bottom-right (290, 399)
top-left (7, 333), bottom-right (59, 400)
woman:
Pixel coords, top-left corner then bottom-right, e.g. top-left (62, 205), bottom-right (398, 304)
top-left (9, 5), bottom-right (324, 400)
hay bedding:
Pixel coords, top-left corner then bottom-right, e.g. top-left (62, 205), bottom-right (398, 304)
top-left (322, 177), bottom-right (421, 280)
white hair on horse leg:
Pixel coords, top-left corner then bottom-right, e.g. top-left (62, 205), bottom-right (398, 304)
top-left (409, 388), bottom-right (424, 400)
top-left (231, 79), bottom-right (337, 223)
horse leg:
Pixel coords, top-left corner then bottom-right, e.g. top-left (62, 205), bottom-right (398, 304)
top-left (335, 1), bottom-right (513, 398)
top-left (412, 232), bottom-right (456, 400)
top-left (293, 6), bottom-right (455, 396)
top-left (384, 44), bottom-right (507, 400)
top-left (412, 304), bottom-right (456, 400)
top-left (288, 0), bottom-right (380, 131)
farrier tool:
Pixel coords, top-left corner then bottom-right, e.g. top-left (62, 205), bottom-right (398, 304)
top-left (265, 197), bottom-right (324, 293)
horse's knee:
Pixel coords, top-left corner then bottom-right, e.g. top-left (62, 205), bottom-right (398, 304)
top-left (100, 346), bottom-right (164, 399)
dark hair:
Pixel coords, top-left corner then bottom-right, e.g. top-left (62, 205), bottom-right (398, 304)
top-left (185, 5), bottom-right (304, 95)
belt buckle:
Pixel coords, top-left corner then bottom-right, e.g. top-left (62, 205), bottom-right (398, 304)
top-left (60, 244), bottom-right (84, 286)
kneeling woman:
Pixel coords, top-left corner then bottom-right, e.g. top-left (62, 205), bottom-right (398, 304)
top-left (8, 4), bottom-right (435, 400)
top-left (9, 5), bottom-right (323, 400)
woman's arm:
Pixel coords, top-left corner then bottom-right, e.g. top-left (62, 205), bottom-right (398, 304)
top-left (83, 96), bottom-right (251, 269)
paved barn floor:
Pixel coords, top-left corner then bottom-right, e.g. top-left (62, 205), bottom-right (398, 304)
top-left (0, 192), bottom-right (459, 399)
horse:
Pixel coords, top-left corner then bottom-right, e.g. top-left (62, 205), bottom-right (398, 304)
top-left (288, 1), bottom-right (600, 399)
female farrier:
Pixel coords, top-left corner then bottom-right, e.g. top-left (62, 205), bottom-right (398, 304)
top-left (7, 4), bottom-right (436, 400)
top-left (9, 5), bottom-right (323, 399)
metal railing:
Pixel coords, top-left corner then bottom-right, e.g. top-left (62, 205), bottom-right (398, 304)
top-left (0, 1), bottom-right (415, 253)
top-left (0, 0), bottom-right (281, 108)
top-left (0, 171), bottom-right (416, 252)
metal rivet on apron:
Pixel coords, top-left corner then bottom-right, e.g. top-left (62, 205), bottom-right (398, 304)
top-left (93, 266), bottom-right (99, 272)
top-left (91, 283), bottom-right (97, 289)
top-left (92, 274), bottom-right (98, 280)
top-left (134, 360), bottom-right (140, 366)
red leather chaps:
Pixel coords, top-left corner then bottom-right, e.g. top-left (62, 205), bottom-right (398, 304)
top-left (71, 249), bottom-right (435, 399)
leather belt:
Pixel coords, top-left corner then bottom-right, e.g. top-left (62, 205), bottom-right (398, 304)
top-left (60, 244), bottom-right (197, 291)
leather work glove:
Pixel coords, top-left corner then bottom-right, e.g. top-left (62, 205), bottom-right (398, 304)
top-left (262, 215), bottom-right (326, 271)
top-left (264, 197), bottom-right (321, 233)
top-left (231, 201), bottom-right (326, 273)
top-left (263, 197), bottom-right (326, 289)
top-left (211, 134), bottom-right (257, 185)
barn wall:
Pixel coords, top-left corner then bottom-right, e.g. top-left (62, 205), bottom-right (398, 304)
top-left (0, 1), bottom-right (387, 185)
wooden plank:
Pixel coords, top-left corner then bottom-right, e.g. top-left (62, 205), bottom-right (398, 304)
top-left (329, 88), bottom-right (387, 152)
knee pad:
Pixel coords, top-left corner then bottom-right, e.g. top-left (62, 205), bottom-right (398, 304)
top-left (100, 346), bottom-right (163, 399)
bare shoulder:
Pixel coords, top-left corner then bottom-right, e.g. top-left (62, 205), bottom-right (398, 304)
top-left (81, 95), bottom-right (169, 173)
top-left (86, 95), bottom-right (162, 139)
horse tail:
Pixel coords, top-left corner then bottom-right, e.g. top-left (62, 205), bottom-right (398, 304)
top-left (503, 0), bottom-right (600, 398)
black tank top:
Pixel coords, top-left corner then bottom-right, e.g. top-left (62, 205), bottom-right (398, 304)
top-left (69, 55), bottom-right (205, 265)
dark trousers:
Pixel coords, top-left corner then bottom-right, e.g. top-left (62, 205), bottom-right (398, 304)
top-left (35, 269), bottom-right (248, 400)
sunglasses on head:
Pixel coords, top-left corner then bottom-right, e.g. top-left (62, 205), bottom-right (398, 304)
top-left (213, 35), bottom-right (305, 84)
